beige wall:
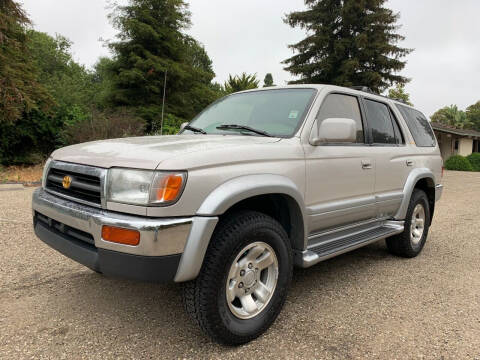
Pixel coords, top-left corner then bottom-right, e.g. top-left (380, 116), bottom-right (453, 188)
top-left (458, 138), bottom-right (473, 156)
top-left (436, 132), bottom-right (453, 159)
top-left (434, 131), bottom-right (476, 160)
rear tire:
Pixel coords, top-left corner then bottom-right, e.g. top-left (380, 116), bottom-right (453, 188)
top-left (182, 211), bottom-right (292, 345)
top-left (386, 189), bottom-right (430, 258)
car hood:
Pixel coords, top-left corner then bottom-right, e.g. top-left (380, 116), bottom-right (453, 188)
top-left (51, 135), bottom-right (281, 170)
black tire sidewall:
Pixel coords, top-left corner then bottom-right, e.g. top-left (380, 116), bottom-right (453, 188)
top-left (406, 190), bottom-right (430, 253)
top-left (209, 213), bottom-right (292, 340)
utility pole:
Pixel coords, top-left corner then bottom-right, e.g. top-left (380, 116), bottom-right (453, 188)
top-left (160, 69), bottom-right (167, 135)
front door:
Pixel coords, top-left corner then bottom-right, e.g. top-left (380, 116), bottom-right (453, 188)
top-left (304, 92), bottom-right (376, 236)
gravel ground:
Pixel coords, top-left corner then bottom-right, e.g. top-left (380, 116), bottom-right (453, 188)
top-left (0, 171), bottom-right (479, 359)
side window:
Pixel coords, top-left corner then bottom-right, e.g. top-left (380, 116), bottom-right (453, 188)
top-left (317, 94), bottom-right (364, 143)
top-left (396, 105), bottom-right (436, 147)
top-left (364, 99), bottom-right (396, 144)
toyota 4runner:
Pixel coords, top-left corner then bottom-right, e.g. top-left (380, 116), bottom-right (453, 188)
top-left (32, 85), bottom-right (443, 345)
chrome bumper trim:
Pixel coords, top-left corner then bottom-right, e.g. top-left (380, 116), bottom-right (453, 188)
top-left (435, 184), bottom-right (443, 202)
top-left (32, 188), bottom-right (192, 257)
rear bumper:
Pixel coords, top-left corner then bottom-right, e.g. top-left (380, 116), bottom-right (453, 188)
top-left (435, 184), bottom-right (443, 202)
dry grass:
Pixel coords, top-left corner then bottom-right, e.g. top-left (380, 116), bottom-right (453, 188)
top-left (0, 164), bottom-right (43, 184)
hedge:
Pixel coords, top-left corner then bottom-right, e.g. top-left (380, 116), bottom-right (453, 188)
top-left (444, 155), bottom-right (474, 171)
top-left (466, 153), bottom-right (480, 171)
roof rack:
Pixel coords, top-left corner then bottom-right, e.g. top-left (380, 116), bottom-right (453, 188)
top-left (349, 86), bottom-right (375, 94)
top-left (349, 86), bottom-right (409, 105)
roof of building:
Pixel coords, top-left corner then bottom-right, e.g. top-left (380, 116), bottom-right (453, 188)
top-left (431, 122), bottom-right (480, 138)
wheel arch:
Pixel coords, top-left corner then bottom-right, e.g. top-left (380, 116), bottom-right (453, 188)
top-left (197, 174), bottom-right (308, 251)
top-left (175, 175), bottom-right (307, 282)
top-left (394, 168), bottom-right (436, 221)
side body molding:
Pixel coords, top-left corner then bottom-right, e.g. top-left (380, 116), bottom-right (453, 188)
top-left (394, 168), bottom-right (436, 220)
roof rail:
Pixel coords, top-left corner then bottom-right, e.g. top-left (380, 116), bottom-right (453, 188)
top-left (349, 86), bottom-right (375, 94)
top-left (391, 97), bottom-right (409, 105)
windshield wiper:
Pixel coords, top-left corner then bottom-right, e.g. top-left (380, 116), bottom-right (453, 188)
top-left (184, 125), bottom-right (207, 134)
top-left (216, 124), bottom-right (273, 137)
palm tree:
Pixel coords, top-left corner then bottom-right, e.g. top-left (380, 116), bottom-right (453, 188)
top-left (431, 105), bottom-right (473, 129)
top-left (224, 73), bottom-right (259, 94)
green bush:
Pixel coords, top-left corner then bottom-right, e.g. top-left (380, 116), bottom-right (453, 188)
top-left (444, 155), bottom-right (474, 171)
top-left (150, 113), bottom-right (186, 135)
top-left (60, 107), bottom-right (146, 145)
top-left (466, 153), bottom-right (480, 171)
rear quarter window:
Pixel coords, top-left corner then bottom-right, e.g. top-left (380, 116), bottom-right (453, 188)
top-left (396, 105), bottom-right (436, 147)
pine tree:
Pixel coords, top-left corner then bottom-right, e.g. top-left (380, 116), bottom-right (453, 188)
top-left (263, 73), bottom-right (274, 87)
top-left (0, 0), bottom-right (52, 124)
top-left (283, 0), bottom-right (412, 92)
top-left (107, 0), bottom-right (217, 130)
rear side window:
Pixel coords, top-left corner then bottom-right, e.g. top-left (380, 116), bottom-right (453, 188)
top-left (364, 99), bottom-right (397, 144)
top-left (317, 94), bottom-right (364, 143)
top-left (396, 105), bottom-right (436, 147)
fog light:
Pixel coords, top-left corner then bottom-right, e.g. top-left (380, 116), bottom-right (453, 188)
top-left (102, 225), bottom-right (140, 246)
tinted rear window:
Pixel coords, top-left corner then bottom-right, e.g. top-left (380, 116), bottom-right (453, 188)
top-left (396, 105), bottom-right (436, 147)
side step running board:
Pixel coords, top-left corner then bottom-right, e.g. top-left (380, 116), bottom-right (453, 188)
top-left (295, 221), bottom-right (404, 268)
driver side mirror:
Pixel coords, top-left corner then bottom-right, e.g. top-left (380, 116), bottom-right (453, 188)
top-left (179, 122), bottom-right (189, 133)
top-left (310, 118), bottom-right (357, 145)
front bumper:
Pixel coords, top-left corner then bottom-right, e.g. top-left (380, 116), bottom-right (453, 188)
top-left (32, 188), bottom-right (218, 282)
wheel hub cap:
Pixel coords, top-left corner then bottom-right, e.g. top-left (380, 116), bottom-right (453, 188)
top-left (410, 203), bottom-right (426, 246)
top-left (243, 270), bottom-right (256, 288)
top-left (226, 242), bottom-right (279, 319)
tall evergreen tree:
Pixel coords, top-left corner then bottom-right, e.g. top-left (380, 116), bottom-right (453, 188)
top-left (0, 0), bottom-right (52, 124)
top-left (283, 0), bottom-right (412, 92)
top-left (263, 73), bottom-right (274, 87)
top-left (107, 0), bottom-right (217, 130)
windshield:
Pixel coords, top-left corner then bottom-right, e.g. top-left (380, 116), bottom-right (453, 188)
top-left (183, 88), bottom-right (317, 137)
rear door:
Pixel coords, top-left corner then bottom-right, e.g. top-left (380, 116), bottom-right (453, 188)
top-left (362, 98), bottom-right (413, 218)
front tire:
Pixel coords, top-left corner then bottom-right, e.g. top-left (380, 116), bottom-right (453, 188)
top-left (183, 211), bottom-right (293, 345)
top-left (386, 189), bottom-right (431, 258)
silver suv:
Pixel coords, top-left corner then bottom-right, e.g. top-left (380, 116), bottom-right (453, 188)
top-left (32, 85), bottom-right (443, 345)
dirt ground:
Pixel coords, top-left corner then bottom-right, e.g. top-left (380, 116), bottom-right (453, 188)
top-left (0, 164), bottom-right (43, 184)
top-left (0, 171), bottom-right (479, 359)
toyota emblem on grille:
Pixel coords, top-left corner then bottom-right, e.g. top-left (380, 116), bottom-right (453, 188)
top-left (62, 175), bottom-right (72, 189)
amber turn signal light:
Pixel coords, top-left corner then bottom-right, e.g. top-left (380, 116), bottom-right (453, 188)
top-left (102, 225), bottom-right (140, 246)
top-left (155, 174), bottom-right (184, 202)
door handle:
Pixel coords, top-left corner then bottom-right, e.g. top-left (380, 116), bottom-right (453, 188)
top-left (361, 160), bottom-right (373, 170)
top-left (406, 159), bottom-right (414, 166)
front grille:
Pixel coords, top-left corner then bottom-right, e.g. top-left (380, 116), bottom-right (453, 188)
top-left (46, 167), bottom-right (102, 205)
top-left (35, 212), bottom-right (95, 248)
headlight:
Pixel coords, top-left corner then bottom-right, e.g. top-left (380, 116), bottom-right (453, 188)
top-left (42, 157), bottom-right (52, 189)
top-left (107, 168), bottom-right (187, 206)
